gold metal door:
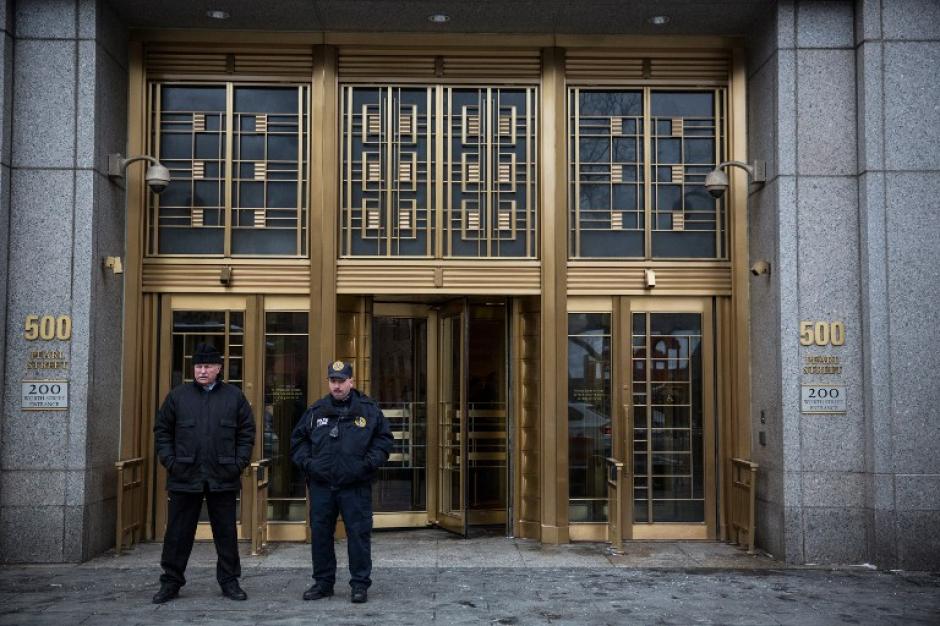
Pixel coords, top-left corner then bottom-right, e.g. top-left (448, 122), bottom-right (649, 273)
top-left (155, 295), bottom-right (263, 541)
top-left (619, 297), bottom-right (716, 540)
top-left (434, 298), bottom-right (469, 536)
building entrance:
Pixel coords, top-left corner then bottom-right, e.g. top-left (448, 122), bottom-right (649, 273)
top-left (371, 298), bottom-right (509, 537)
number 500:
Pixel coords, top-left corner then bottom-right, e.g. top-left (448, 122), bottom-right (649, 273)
top-left (24, 315), bottom-right (72, 341)
top-left (799, 320), bottom-right (845, 346)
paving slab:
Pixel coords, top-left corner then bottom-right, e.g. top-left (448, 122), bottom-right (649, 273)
top-left (1, 530), bottom-right (938, 625)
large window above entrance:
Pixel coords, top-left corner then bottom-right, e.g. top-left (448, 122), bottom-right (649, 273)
top-left (568, 88), bottom-right (727, 259)
top-left (340, 85), bottom-right (538, 259)
top-left (147, 83), bottom-right (310, 257)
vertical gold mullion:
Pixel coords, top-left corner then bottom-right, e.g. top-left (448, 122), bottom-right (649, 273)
top-left (344, 86), bottom-right (353, 257)
top-left (446, 87), bottom-right (453, 258)
top-left (296, 86), bottom-right (303, 257)
top-left (435, 86), bottom-right (444, 260)
top-left (224, 83), bottom-right (234, 257)
top-left (385, 86), bottom-right (394, 256)
top-left (528, 87), bottom-right (535, 258)
top-left (486, 87), bottom-right (493, 257)
top-left (425, 87), bottom-right (432, 257)
top-left (642, 89), bottom-right (652, 259)
top-left (714, 89), bottom-right (723, 258)
top-left (151, 84), bottom-right (161, 255)
top-left (572, 88), bottom-right (580, 258)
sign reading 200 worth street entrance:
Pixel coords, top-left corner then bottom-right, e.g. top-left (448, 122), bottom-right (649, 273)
top-left (22, 381), bottom-right (69, 410)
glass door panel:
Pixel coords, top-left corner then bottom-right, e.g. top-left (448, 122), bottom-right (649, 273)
top-left (436, 299), bottom-right (468, 536)
top-left (466, 303), bottom-right (508, 526)
top-left (263, 311), bottom-right (309, 524)
top-left (371, 316), bottom-right (428, 516)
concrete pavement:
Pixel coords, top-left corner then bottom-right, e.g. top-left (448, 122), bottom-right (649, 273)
top-left (1, 529), bottom-right (938, 625)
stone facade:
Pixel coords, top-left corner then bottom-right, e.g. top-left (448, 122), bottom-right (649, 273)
top-left (0, 0), bottom-right (937, 569)
top-left (748, 0), bottom-right (940, 570)
top-left (0, 0), bottom-right (126, 562)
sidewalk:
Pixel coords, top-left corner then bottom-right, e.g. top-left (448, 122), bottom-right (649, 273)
top-left (1, 529), bottom-right (938, 625)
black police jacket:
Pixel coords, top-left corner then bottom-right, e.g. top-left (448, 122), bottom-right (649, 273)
top-left (289, 389), bottom-right (393, 488)
top-left (154, 380), bottom-right (256, 492)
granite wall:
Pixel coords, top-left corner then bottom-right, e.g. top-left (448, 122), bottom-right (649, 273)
top-left (748, 0), bottom-right (940, 570)
top-left (0, 0), bottom-right (127, 563)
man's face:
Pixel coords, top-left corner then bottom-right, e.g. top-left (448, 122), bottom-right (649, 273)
top-left (329, 376), bottom-right (354, 400)
top-left (194, 363), bottom-right (221, 386)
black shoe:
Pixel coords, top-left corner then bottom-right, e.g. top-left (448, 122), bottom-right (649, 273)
top-left (350, 587), bottom-right (368, 604)
top-left (152, 583), bottom-right (180, 604)
top-left (221, 581), bottom-right (247, 601)
top-left (303, 584), bottom-right (334, 601)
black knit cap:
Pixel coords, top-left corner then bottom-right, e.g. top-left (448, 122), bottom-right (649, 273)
top-left (193, 343), bottom-right (223, 365)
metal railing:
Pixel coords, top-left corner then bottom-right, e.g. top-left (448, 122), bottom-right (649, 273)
top-left (114, 457), bottom-right (145, 555)
top-left (605, 457), bottom-right (625, 553)
top-left (246, 459), bottom-right (270, 556)
top-left (729, 458), bottom-right (758, 553)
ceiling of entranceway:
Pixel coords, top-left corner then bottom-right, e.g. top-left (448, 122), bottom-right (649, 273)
top-left (109, 0), bottom-right (773, 35)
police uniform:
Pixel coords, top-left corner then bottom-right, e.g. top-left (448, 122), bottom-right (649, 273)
top-left (290, 361), bottom-right (393, 603)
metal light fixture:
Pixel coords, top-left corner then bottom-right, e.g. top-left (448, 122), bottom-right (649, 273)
top-left (427, 14), bottom-right (450, 23)
top-left (108, 154), bottom-right (171, 194)
top-left (704, 160), bottom-right (766, 199)
top-left (207, 10), bottom-right (230, 20)
top-left (647, 15), bottom-right (670, 25)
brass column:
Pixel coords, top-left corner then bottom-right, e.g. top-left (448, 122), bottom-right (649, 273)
top-left (311, 45), bottom-right (339, 398)
top-left (538, 47), bottom-right (569, 544)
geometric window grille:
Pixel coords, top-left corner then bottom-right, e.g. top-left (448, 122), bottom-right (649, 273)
top-left (340, 84), bottom-right (538, 259)
top-left (147, 82), bottom-right (310, 257)
top-left (569, 88), bottom-right (726, 259)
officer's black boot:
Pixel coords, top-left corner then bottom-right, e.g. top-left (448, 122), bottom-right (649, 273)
top-left (152, 583), bottom-right (180, 604)
top-left (351, 587), bottom-right (368, 603)
top-left (303, 584), bottom-right (334, 601)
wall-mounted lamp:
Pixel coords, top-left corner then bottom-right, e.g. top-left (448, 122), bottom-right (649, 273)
top-left (704, 160), bottom-right (766, 199)
top-left (108, 153), bottom-right (171, 194)
top-left (644, 268), bottom-right (656, 288)
top-left (103, 256), bottom-right (124, 275)
top-left (750, 260), bottom-right (771, 276)
top-left (220, 266), bottom-right (233, 286)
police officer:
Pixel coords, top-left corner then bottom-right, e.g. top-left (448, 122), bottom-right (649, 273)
top-left (152, 343), bottom-right (255, 603)
top-left (290, 360), bottom-right (393, 603)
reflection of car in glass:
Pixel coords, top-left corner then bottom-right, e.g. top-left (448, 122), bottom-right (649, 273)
top-left (568, 401), bottom-right (611, 464)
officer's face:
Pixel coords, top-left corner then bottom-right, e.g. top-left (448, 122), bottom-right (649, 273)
top-left (329, 376), bottom-right (354, 400)
top-left (194, 363), bottom-right (221, 386)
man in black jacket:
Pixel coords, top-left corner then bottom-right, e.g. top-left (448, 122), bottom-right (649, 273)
top-left (290, 360), bottom-right (393, 604)
top-left (152, 343), bottom-right (255, 604)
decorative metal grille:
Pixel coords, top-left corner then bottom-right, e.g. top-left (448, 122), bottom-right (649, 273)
top-left (632, 312), bottom-right (704, 523)
top-left (148, 83), bottom-right (309, 257)
top-left (340, 85), bottom-right (538, 259)
top-left (341, 86), bottom-right (434, 257)
top-left (569, 88), bottom-right (726, 259)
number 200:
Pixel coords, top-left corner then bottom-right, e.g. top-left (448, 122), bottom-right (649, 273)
top-left (799, 321), bottom-right (845, 346)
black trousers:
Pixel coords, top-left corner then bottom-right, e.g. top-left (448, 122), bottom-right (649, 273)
top-left (309, 482), bottom-right (373, 590)
top-left (160, 487), bottom-right (240, 587)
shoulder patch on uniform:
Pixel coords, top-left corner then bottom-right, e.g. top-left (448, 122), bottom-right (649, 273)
top-left (316, 417), bottom-right (330, 428)
top-left (354, 416), bottom-right (367, 428)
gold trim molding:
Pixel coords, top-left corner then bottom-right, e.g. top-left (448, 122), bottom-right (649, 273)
top-left (143, 261), bottom-right (310, 293)
top-left (567, 263), bottom-right (731, 295)
top-left (336, 260), bottom-right (541, 294)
